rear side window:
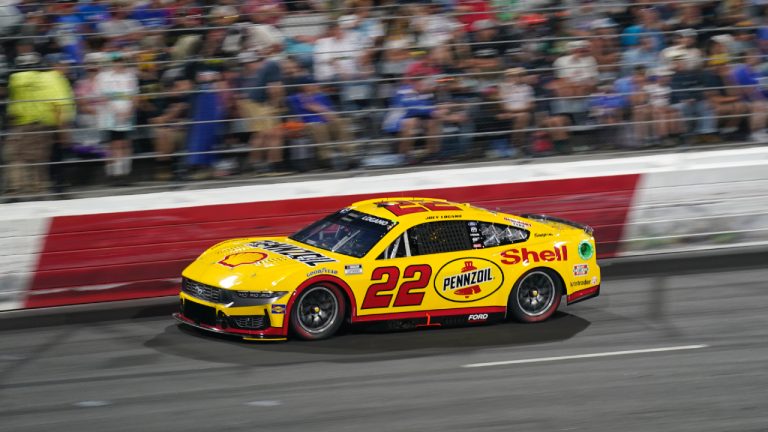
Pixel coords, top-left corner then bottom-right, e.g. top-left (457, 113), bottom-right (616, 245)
top-left (472, 221), bottom-right (529, 248)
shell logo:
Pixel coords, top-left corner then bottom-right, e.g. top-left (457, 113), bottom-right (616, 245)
top-left (434, 257), bottom-right (505, 303)
top-left (217, 252), bottom-right (268, 268)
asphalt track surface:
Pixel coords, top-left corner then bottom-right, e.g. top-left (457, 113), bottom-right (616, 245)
top-left (1, 251), bottom-right (767, 432)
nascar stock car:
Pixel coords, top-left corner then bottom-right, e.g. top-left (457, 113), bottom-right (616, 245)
top-left (174, 197), bottom-right (600, 341)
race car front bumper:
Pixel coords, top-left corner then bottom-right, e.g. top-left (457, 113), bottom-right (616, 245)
top-left (174, 293), bottom-right (288, 341)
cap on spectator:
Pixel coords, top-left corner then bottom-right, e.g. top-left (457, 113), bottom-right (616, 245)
top-left (669, 50), bottom-right (688, 61)
top-left (472, 19), bottom-right (496, 32)
top-left (519, 14), bottom-right (547, 26)
top-left (84, 52), bottom-right (107, 64)
top-left (211, 6), bottom-right (238, 19)
top-left (676, 28), bottom-right (697, 39)
top-left (338, 14), bottom-right (357, 29)
top-left (652, 67), bottom-right (674, 77)
top-left (567, 40), bottom-right (590, 51)
top-left (505, 67), bottom-right (526, 76)
top-left (14, 52), bottom-right (41, 68)
top-left (712, 34), bottom-right (735, 45)
top-left (237, 51), bottom-right (260, 64)
top-left (591, 18), bottom-right (617, 30)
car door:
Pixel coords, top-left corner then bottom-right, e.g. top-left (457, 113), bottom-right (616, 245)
top-left (353, 219), bottom-right (514, 319)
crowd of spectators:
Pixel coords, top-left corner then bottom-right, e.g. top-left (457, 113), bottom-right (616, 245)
top-left (2, 0), bottom-right (768, 200)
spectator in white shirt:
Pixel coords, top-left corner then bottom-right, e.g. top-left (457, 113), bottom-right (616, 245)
top-left (412, 3), bottom-right (462, 48)
top-left (313, 20), bottom-right (363, 82)
top-left (498, 67), bottom-right (534, 148)
top-left (659, 28), bottom-right (704, 71)
top-left (553, 40), bottom-right (599, 98)
top-left (94, 53), bottom-right (139, 183)
top-left (643, 67), bottom-right (683, 144)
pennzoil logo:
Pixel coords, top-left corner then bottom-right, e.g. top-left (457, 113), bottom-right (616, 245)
top-left (218, 252), bottom-right (268, 268)
top-left (434, 258), bottom-right (504, 303)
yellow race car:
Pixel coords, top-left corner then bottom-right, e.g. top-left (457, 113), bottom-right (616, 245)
top-left (174, 197), bottom-right (600, 341)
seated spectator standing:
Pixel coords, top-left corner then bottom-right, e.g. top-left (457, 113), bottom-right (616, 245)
top-left (643, 67), bottom-right (683, 146)
top-left (498, 67), bottom-right (534, 152)
top-left (382, 78), bottom-right (446, 161)
top-left (94, 52), bottom-right (139, 185)
top-left (4, 53), bottom-right (56, 200)
top-left (703, 59), bottom-right (749, 139)
top-left (732, 49), bottom-right (768, 142)
top-left (589, 18), bottom-right (621, 81)
top-left (669, 52), bottom-right (718, 143)
top-left (150, 79), bottom-right (190, 181)
top-left (615, 66), bottom-right (652, 146)
top-left (287, 78), bottom-right (355, 169)
top-left (186, 71), bottom-right (227, 180)
top-left (467, 19), bottom-right (507, 77)
top-left (588, 82), bottom-right (626, 144)
top-left (237, 51), bottom-right (284, 173)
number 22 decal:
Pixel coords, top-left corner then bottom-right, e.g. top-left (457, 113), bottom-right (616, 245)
top-left (361, 265), bottom-right (432, 309)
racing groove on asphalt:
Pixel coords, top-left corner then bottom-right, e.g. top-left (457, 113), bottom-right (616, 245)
top-left (1, 252), bottom-right (766, 432)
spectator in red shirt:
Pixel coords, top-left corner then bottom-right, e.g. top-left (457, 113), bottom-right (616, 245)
top-left (455, 0), bottom-right (493, 32)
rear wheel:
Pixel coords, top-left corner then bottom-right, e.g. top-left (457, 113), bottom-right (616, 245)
top-left (508, 269), bottom-right (561, 323)
top-left (290, 284), bottom-right (345, 340)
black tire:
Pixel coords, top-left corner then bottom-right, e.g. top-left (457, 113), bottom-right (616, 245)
top-left (508, 269), bottom-right (562, 323)
top-left (290, 284), bottom-right (346, 340)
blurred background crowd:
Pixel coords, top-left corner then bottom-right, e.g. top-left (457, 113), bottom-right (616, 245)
top-left (2, 0), bottom-right (768, 200)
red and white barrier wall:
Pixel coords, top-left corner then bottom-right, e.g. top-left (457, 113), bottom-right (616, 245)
top-left (2, 147), bottom-right (766, 311)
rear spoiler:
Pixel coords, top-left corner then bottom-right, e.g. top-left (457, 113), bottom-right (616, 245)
top-left (520, 214), bottom-right (594, 236)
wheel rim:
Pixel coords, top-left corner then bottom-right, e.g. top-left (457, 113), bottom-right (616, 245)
top-left (515, 271), bottom-right (557, 317)
top-left (297, 286), bottom-right (338, 334)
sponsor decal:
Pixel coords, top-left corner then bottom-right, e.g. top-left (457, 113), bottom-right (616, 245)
top-left (468, 313), bottom-right (489, 322)
top-left (578, 240), bottom-right (594, 260)
top-left (345, 264), bottom-right (363, 275)
top-left (218, 251), bottom-right (268, 268)
top-left (249, 240), bottom-right (335, 267)
top-left (501, 246), bottom-right (568, 265)
top-left (434, 258), bottom-right (504, 303)
top-left (591, 276), bottom-right (598, 285)
top-left (570, 279), bottom-right (591, 288)
top-left (361, 215), bottom-right (392, 226)
top-left (534, 232), bottom-right (553, 238)
top-left (271, 304), bottom-right (286, 314)
top-left (504, 217), bottom-right (531, 230)
top-left (379, 200), bottom-right (463, 216)
top-left (573, 264), bottom-right (589, 276)
top-left (306, 268), bottom-right (338, 277)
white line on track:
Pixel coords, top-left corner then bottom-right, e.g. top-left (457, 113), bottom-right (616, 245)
top-left (462, 344), bottom-right (709, 368)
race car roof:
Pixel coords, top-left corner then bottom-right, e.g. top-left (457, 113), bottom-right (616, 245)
top-left (348, 197), bottom-right (499, 223)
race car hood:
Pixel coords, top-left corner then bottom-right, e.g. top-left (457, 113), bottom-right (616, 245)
top-left (182, 237), bottom-right (341, 291)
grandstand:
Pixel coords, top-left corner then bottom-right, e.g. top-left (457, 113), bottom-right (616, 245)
top-left (1, 0), bottom-right (767, 201)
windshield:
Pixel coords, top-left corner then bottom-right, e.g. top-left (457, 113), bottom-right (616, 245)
top-left (289, 210), bottom-right (396, 258)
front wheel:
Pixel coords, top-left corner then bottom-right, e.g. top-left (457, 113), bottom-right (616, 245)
top-left (508, 269), bottom-right (561, 323)
top-left (290, 284), bottom-right (346, 340)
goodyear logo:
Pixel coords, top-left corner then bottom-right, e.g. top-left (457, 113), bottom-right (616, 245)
top-left (434, 258), bottom-right (504, 303)
top-left (271, 304), bottom-right (286, 314)
top-left (218, 252), bottom-right (268, 268)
